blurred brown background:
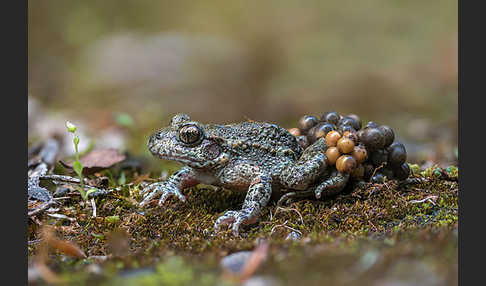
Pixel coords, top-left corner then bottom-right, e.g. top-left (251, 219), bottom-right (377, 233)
top-left (28, 0), bottom-right (457, 164)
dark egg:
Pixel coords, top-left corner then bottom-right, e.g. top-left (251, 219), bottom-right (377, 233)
top-left (339, 125), bottom-right (356, 134)
top-left (339, 117), bottom-right (361, 131)
top-left (370, 149), bottom-right (388, 166)
top-left (308, 122), bottom-right (335, 143)
top-left (346, 114), bottom-right (362, 130)
top-left (360, 127), bottom-right (385, 151)
top-left (387, 142), bottom-right (407, 167)
top-left (322, 111), bottom-right (340, 125)
top-left (393, 162), bottom-right (410, 180)
top-left (298, 115), bottom-right (319, 134)
top-left (366, 121), bottom-right (379, 129)
top-left (378, 125), bottom-right (395, 148)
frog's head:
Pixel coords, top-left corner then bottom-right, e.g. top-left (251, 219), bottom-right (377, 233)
top-left (147, 114), bottom-right (227, 169)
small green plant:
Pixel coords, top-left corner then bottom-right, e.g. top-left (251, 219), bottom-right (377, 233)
top-left (66, 121), bottom-right (96, 200)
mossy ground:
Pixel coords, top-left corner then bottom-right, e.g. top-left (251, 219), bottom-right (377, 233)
top-left (28, 165), bottom-right (458, 286)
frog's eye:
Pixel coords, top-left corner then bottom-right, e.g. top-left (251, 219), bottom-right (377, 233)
top-left (179, 124), bottom-right (203, 145)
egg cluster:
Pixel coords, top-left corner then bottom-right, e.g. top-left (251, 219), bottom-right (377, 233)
top-left (288, 112), bottom-right (410, 182)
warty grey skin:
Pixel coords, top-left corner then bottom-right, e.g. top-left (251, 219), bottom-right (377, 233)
top-left (140, 114), bottom-right (349, 235)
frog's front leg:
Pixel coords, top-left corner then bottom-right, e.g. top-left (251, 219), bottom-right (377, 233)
top-left (280, 138), bottom-right (329, 190)
top-left (214, 174), bottom-right (272, 235)
top-left (314, 170), bottom-right (349, 199)
top-left (139, 166), bottom-right (199, 206)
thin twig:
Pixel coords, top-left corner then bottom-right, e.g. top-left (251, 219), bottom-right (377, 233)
top-left (28, 200), bottom-right (56, 217)
top-left (270, 221), bottom-right (302, 236)
top-left (274, 206), bottom-right (304, 224)
top-left (91, 198), bottom-right (97, 218)
top-left (408, 195), bottom-right (438, 206)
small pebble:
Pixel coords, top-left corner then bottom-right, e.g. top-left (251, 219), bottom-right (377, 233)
top-left (371, 173), bottom-right (385, 183)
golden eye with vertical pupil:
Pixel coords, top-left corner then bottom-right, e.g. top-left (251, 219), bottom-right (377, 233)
top-left (179, 124), bottom-right (202, 144)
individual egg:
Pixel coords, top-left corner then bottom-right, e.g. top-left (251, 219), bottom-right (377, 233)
top-left (337, 137), bottom-right (355, 154)
top-left (371, 173), bottom-right (385, 183)
top-left (350, 164), bottom-right (365, 179)
top-left (387, 142), bottom-right (407, 167)
top-left (370, 149), bottom-right (388, 166)
top-left (346, 114), bottom-right (362, 130)
top-left (322, 111), bottom-right (340, 125)
top-left (360, 127), bottom-right (385, 151)
top-left (339, 117), bottom-right (360, 131)
top-left (288, 127), bottom-right (301, 137)
top-left (296, 135), bottom-right (309, 149)
top-left (378, 125), bottom-right (395, 147)
top-left (339, 125), bottom-right (356, 134)
top-left (351, 145), bottom-right (368, 163)
top-left (336, 155), bottom-right (357, 173)
top-left (366, 121), bottom-right (378, 129)
top-left (308, 122), bottom-right (335, 143)
top-left (298, 115), bottom-right (319, 134)
top-left (325, 130), bottom-right (342, 147)
top-left (393, 162), bottom-right (410, 180)
top-left (325, 147), bottom-right (341, 165)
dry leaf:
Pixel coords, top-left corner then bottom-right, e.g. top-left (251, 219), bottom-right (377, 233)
top-left (61, 148), bottom-right (126, 175)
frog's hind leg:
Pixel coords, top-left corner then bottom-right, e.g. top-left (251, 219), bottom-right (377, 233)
top-left (277, 171), bottom-right (350, 205)
top-left (214, 174), bottom-right (272, 235)
top-left (277, 190), bottom-right (314, 206)
top-left (314, 171), bottom-right (350, 199)
top-left (279, 138), bottom-right (329, 191)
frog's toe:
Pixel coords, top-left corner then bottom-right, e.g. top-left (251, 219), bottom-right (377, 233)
top-left (158, 189), bottom-right (186, 206)
top-left (214, 210), bottom-right (238, 232)
top-left (139, 190), bottom-right (159, 207)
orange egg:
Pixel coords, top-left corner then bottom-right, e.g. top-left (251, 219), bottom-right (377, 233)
top-left (337, 137), bottom-right (355, 154)
top-left (288, 128), bottom-right (301, 137)
top-left (336, 155), bottom-right (357, 173)
top-left (325, 131), bottom-right (341, 147)
top-left (351, 145), bottom-right (368, 163)
top-left (325, 147), bottom-right (341, 165)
